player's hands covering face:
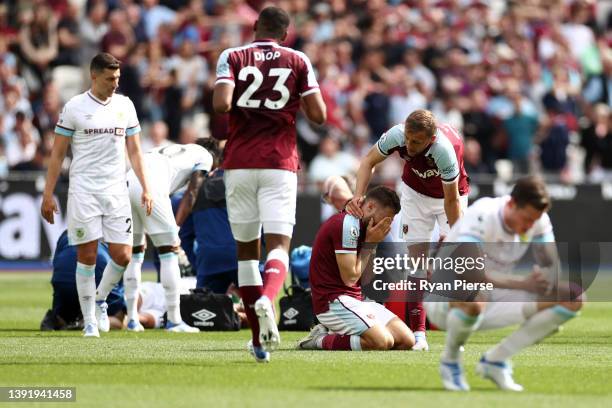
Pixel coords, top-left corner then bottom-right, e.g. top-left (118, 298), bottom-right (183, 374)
top-left (365, 216), bottom-right (393, 243)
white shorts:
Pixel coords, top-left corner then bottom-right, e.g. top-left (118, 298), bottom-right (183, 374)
top-left (398, 182), bottom-right (468, 242)
top-left (224, 169), bottom-right (297, 241)
top-left (128, 178), bottom-right (178, 248)
top-left (317, 295), bottom-right (397, 336)
top-left (424, 289), bottom-right (538, 331)
top-left (67, 192), bottom-right (132, 246)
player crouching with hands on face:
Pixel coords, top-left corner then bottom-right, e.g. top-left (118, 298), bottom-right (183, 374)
top-left (298, 186), bottom-right (415, 351)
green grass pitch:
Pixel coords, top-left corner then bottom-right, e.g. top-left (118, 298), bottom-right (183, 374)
top-left (0, 272), bottom-right (611, 408)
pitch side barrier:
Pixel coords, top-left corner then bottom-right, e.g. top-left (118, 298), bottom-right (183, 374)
top-left (1, 175), bottom-right (612, 261)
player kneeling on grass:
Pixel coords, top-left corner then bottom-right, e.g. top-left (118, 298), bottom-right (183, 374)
top-left (298, 186), bottom-right (415, 351)
top-left (41, 230), bottom-right (126, 331)
top-left (428, 176), bottom-right (583, 392)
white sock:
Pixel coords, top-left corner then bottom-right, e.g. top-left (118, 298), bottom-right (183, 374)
top-left (350, 335), bottom-right (362, 351)
top-left (414, 331), bottom-right (426, 340)
top-left (442, 308), bottom-right (482, 362)
top-left (76, 263), bottom-right (96, 326)
top-left (266, 248), bottom-right (289, 266)
top-left (237, 260), bottom-right (263, 287)
top-left (485, 305), bottom-right (578, 362)
top-left (160, 252), bottom-right (181, 324)
top-left (96, 259), bottom-right (126, 302)
top-left (124, 253), bottom-right (144, 322)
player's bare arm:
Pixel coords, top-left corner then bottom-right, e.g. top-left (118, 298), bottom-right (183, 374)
top-left (531, 241), bottom-right (562, 294)
top-left (126, 134), bottom-right (153, 216)
top-left (346, 146), bottom-right (386, 218)
top-left (483, 268), bottom-right (550, 294)
top-left (442, 179), bottom-right (462, 227)
top-left (175, 171), bottom-right (207, 226)
top-left (212, 82), bottom-right (235, 113)
top-left (322, 175), bottom-right (353, 211)
top-left (335, 253), bottom-right (361, 286)
top-left (301, 91), bottom-right (327, 125)
top-left (41, 134), bottom-right (71, 224)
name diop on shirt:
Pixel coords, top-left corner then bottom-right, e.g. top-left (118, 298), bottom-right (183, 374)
top-left (83, 127), bottom-right (125, 136)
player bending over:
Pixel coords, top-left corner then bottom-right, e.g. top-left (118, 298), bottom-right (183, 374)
top-left (95, 142), bottom-right (213, 333)
top-left (347, 110), bottom-right (470, 351)
top-left (298, 186), bottom-right (415, 351)
top-left (428, 176), bottom-right (582, 391)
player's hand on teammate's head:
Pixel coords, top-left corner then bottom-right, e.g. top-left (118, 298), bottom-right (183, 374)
top-left (365, 216), bottom-right (392, 243)
top-left (345, 196), bottom-right (365, 218)
top-left (41, 195), bottom-right (59, 224)
top-left (141, 191), bottom-right (153, 216)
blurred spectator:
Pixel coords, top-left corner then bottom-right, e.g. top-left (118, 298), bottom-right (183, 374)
top-left (167, 31), bottom-right (208, 120)
top-left (0, 4), bottom-right (18, 44)
top-left (80, 1), bottom-right (108, 66)
top-left (163, 69), bottom-right (184, 141)
top-left (346, 124), bottom-right (371, 159)
top-left (139, 40), bottom-right (171, 122)
top-left (403, 48), bottom-right (436, 101)
top-left (537, 104), bottom-right (570, 173)
top-left (141, 121), bottom-right (171, 152)
top-left (501, 82), bottom-right (540, 174)
top-left (5, 111), bottom-right (40, 170)
top-left (308, 134), bottom-right (359, 186)
top-left (0, 36), bottom-right (18, 79)
top-left (142, 0), bottom-right (177, 41)
top-left (542, 68), bottom-right (579, 129)
top-left (119, 48), bottom-right (146, 119)
top-left (54, 1), bottom-right (82, 67)
top-left (126, 3), bottom-right (148, 45)
top-left (431, 93), bottom-right (464, 132)
top-left (581, 103), bottom-right (612, 182)
top-left (33, 83), bottom-right (61, 135)
top-left (0, 139), bottom-right (8, 178)
top-left (583, 51), bottom-right (612, 107)
top-left (463, 137), bottom-right (488, 175)
top-left (18, 3), bottom-right (58, 88)
top-left (101, 8), bottom-right (134, 61)
top-left (388, 67), bottom-right (426, 126)
top-left (462, 89), bottom-right (496, 173)
top-left (1, 85), bottom-right (32, 145)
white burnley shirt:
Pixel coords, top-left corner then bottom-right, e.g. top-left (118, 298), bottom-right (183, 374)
top-left (55, 90), bottom-right (141, 195)
top-left (135, 144), bottom-right (214, 196)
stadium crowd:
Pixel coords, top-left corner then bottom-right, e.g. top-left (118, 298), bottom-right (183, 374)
top-left (0, 0), bottom-right (610, 184)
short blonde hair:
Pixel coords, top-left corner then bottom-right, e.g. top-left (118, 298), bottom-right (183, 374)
top-left (405, 109), bottom-right (437, 137)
